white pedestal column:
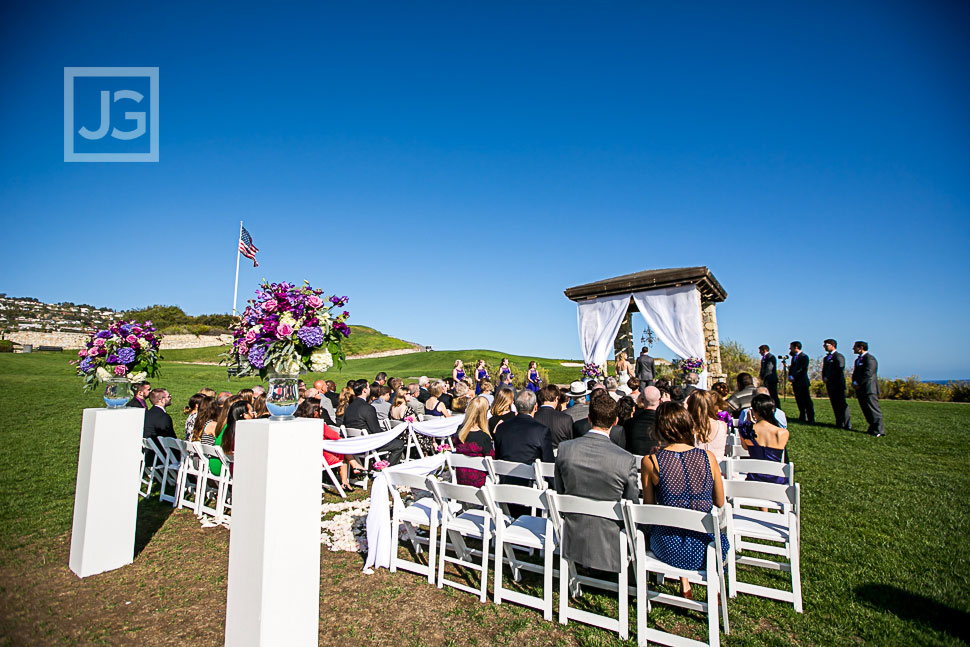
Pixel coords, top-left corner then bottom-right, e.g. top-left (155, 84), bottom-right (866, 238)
top-left (69, 407), bottom-right (145, 578)
top-left (225, 418), bottom-right (322, 647)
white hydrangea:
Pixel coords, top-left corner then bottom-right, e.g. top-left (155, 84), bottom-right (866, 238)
top-left (278, 312), bottom-right (297, 328)
top-left (310, 349), bottom-right (333, 372)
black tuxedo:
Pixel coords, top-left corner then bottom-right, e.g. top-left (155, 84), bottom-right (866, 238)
top-left (493, 414), bottom-right (554, 483)
top-left (789, 351), bottom-right (814, 423)
top-left (534, 405), bottom-right (573, 449)
top-left (143, 406), bottom-right (175, 443)
top-left (417, 387), bottom-right (431, 404)
top-left (634, 353), bottom-right (656, 387)
top-left (822, 351), bottom-right (851, 429)
top-left (852, 353), bottom-right (884, 435)
top-left (127, 396), bottom-right (147, 409)
top-left (760, 353), bottom-right (780, 406)
top-left (344, 398), bottom-right (405, 464)
top-left (623, 408), bottom-right (658, 456)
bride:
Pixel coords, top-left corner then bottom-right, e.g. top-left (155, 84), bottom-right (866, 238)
top-left (615, 351), bottom-right (633, 393)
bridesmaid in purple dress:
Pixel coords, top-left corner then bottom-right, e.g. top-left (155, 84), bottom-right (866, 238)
top-left (526, 361), bottom-right (541, 393)
top-left (475, 359), bottom-right (489, 395)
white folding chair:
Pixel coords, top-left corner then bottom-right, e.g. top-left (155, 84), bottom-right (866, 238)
top-left (198, 444), bottom-right (233, 525)
top-left (546, 492), bottom-right (631, 640)
top-left (427, 477), bottom-right (495, 602)
top-left (156, 437), bottom-right (183, 504)
top-left (722, 479), bottom-right (802, 613)
top-left (385, 471), bottom-right (447, 583)
top-left (177, 441), bottom-right (206, 515)
top-left (533, 459), bottom-right (555, 489)
top-left (482, 484), bottom-right (556, 620)
top-left (445, 453), bottom-right (492, 485)
top-left (622, 501), bottom-right (729, 647)
top-left (486, 458), bottom-right (538, 487)
top-left (322, 458), bottom-right (346, 498)
top-left (140, 438), bottom-right (165, 498)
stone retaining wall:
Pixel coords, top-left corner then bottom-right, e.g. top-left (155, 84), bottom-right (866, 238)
top-left (6, 331), bottom-right (233, 351)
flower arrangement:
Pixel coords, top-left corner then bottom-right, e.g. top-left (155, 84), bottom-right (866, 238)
top-left (676, 357), bottom-right (705, 374)
top-left (223, 280), bottom-right (350, 378)
top-left (581, 362), bottom-right (603, 380)
top-left (73, 319), bottom-right (162, 390)
top-left (434, 443), bottom-right (452, 453)
top-left (372, 460), bottom-right (390, 472)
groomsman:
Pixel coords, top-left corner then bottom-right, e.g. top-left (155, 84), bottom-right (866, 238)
top-left (852, 341), bottom-right (885, 437)
top-left (821, 339), bottom-right (851, 430)
top-left (758, 345), bottom-right (780, 407)
top-left (788, 341), bottom-right (814, 424)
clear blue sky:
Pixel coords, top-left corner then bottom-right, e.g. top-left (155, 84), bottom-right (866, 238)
top-left (1, 2), bottom-right (968, 379)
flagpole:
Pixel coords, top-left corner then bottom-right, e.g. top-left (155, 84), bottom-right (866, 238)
top-left (232, 220), bottom-right (242, 315)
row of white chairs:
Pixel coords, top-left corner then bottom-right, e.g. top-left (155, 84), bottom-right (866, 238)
top-left (384, 455), bottom-right (801, 646)
top-left (140, 437), bottom-right (234, 525)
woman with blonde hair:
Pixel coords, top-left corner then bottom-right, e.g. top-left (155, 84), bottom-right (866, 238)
top-left (424, 381), bottom-right (452, 417)
top-left (488, 387), bottom-right (515, 435)
top-left (453, 359), bottom-right (466, 383)
top-left (453, 396), bottom-right (494, 487)
top-left (615, 351), bottom-right (633, 393)
top-left (475, 359), bottom-right (489, 394)
top-left (687, 390), bottom-right (727, 461)
top-left (335, 386), bottom-right (354, 426)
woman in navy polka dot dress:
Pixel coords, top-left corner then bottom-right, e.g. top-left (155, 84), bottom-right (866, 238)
top-left (640, 402), bottom-right (729, 598)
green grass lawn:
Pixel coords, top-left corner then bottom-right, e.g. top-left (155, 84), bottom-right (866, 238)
top-left (1, 351), bottom-right (968, 645)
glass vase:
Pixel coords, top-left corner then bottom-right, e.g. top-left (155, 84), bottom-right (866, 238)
top-left (104, 377), bottom-right (132, 409)
top-left (267, 372), bottom-right (299, 420)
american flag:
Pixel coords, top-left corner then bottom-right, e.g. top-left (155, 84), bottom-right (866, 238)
top-left (239, 226), bottom-right (259, 267)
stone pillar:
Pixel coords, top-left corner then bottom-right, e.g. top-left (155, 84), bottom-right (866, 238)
top-left (701, 301), bottom-right (725, 383)
top-left (613, 308), bottom-right (634, 365)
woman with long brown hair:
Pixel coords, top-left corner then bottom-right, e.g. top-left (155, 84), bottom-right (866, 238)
top-left (335, 387), bottom-right (354, 426)
top-left (687, 390), bottom-right (727, 461)
top-left (487, 387), bottom-right (515, 435)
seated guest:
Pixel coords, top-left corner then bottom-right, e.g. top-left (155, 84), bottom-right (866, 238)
top-left (557, 386), bottom-right (571, 411)
top-left (371, 384), bottom-right (392, 421)
top-left (564, 381), bottom-right (590, 423)
top-left (438, 379), bottom-right (454, 410)
top-left (453, 381), bottom-right (470, 404)
top-left (479, 380), bottom-right (495, 405)
top-left (217, 400), bottom-right (254, 476)
top-left (625, 386), bottom-right (661, 456)
top-left (453, 396), bottom-right (494, 487)
top-left (189, 396), bottom-right (217, 441)
top-left (738, 387), bottom-right (788, 428)
top-left (640, 402), bottom-right (729, 598)
top-left (451, 395), bottom-right (470, 413)
top-left (200, 387), bottom-right (217, 398)
top-left (296, 397), bottom-right (362, 490)
top-left (335, 387), bottom-right (355, 426)
top-left (424, 381), bottom-right (452, 418)
top-left (682, 373), bottom-right (702, 399)
top-left (324, 380), bottom-right (339, 409)
top-left (494, 390), bottom-right (554, 483)
top-left (708, 388), bottom-right (735, 430)
top-left (144, 388), bottom-right (175, 444)
top-left (669, 385), bottom-right (686, 405)
top-left (616, 395), bottom-right (636, 425)
top-left (738, 394), bottom-right (790, 483)
top-left (534, 384), bottom-right (573, 449)
top-left (488, 387), bottom-right (516, 436)
top-left (573, 390), bottom-right (626, 447)
top-left (727, 372), bottom-right (758, 415)
top-left (605, 376), bottom-right (622, 401)
top-left (237, 388), bottom-right (254, 404)
top-left (252, 393), bottom-right (270, 419)
top-left (417, 376), bottom-right (432, 403)
top-left (688, 390), bottom-right (728, 462)
top-left (711, 382), bottom-right (730, 399)
top-left (183, 393), bottom-right (205, 441)
top-left (344, 380), bottom-right (406, 465)
top-left (626, 377), bottom-right (642, 407)
top-left (406, 383), bottom-right (426, 416)
top-left (389, 390), bottom-right (413, 422)
top-left (555, 391), bottom-right (638, 574)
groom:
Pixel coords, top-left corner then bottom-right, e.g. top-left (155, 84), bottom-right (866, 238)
top-left (635, 346), bottom-right (655, 396)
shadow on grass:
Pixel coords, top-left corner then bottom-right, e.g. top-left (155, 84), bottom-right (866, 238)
top-left (855, 583), bottom-right (970, 643)
top-left (134, 496), bottom-right (174, 558)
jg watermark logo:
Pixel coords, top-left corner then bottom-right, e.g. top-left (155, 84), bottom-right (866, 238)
top-left (64, 67), bottom-right (159, 162)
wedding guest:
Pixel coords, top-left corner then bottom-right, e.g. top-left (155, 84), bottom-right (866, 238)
top-left (374, 372), bottom-right (387, 386)
top-left (417, 376), bottom-right (431, 403)
top-left (625, 385), bottom-right (660, 456)
top-left (388, 377), bottom-right (403, 395)
top-left (453, 396), bottom-right (494, 487)
top-left (727, 373), bottom-right (757, 415)
top-left (474, 360), bottom-right (489, 394)
top-left (237, 388), bottom-right (254, 404)
top-left (335, 387), bottom-right (355, 426)
top-left (688, 390), bottom-right (728, 462)
top-left (252, 393), bottom-right (270, 419)
top-left (424, 382), bottom-right (452, 418)
top-left (739, 394), bottom-right (789, 482)
top-left (789, 341), bottom-right (815, 424)
top-left (127, 381), bottom-right (151, 408)
top-left (296, 397), bottom-right (357, 490)
top-left (605, 376), bottom-right (622, 402)
top-left (711, 381), bottom-right (730, 400)
top-left (555, 392), bottom-right (637, 574)
top-left (451, 395), bottom-right (470, 413)
top-left (759, 345), bottom-right (780, 407)
top-left (564, 381), bottom-right (591, 423)
top-left (371, 384), bottom-right (392, 421)
top-left (324, 380), bottom-right (339, 409)
top-left (627, 377), bottom-right (642, 406)
top-left (217, 400), bottom-right (254, 476)
top-left (437, 379), bottom-right (454, 410)
top-left (405, 384), bottom-right (426, 416)
top-left (488, 387), bottom-right (516, 435)
top-left (557, 386), bottom-right (571, 412)
top-left (388, 391), bottom-right (412, 423)
top-left (739, 387), bottom-right (788, 428)
top-left (853, 341), bottom-right (885, 437)
top-left (250, 385), bottom-right (265, 399)
top-left (640, 402), bottom-right (728, 598)
top-left (200, 387), bottom-right (217, 398)
top-left (312, 379), bottom-right (337, 423)
top-left (298, 380), bottom-right (307, 402)
top-left (682, 372), bottom-right (702, 399)
top-left (822, 339), bottom-right (852, 430)
top-left (143, 389), bottom-right (175, 444)
top-left (190, 396), bottom-right (218, 441)
top-left (614, 351), bottom-right (633, 393)
top-left (616, 395), bottom-right (636, 426)
top-left (534, 384), bottom-right (574, 449)
top-left (573, 390), bottom-right (626, 447)
top-left (345, 380), bottom-right (405, 464)
top-left (183, 393), bottom-right (206, 440)
top-left (453, 360), bottom-right (466, 383)
top-left (526, 361), bottom-right (541, 393)
top-left (494, 390), bottom-right (553, 479)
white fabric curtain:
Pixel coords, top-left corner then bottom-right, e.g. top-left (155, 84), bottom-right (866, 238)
top-left (412, 415), bottom-right (465, 438)
top-left (631, 285), bottom-right (708, 388)
top-left (322, 427), bottom-right (406, 455)
top-left (363, 453), bottom-right (449, 571)
top-left (577, 293), bottom-right (632, 366)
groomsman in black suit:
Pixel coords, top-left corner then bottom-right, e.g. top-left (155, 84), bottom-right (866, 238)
top-left (788, 341), bottom-right (814, 423)
top-left (635, 346), bottom-right (656, 393)
top-left (822, 339), bottom-right (851, 430)
top-left (758, 345), bottom-right (780, 407)
top-left (852, 341), bottom-right (885, 437)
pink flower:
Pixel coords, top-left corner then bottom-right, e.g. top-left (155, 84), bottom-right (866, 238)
top-left (113, 365), bottom-right (127, 376)
top-left (262, 299), bottom-right (278, 312)
top-left (126, 335), bottom-right (138, 344)
top-left (277, 323), bottom-right (294, 338)
top-left (93, 338), bottom-right (106, 347)
top-left (132, 327), bottom-right (142, 334)
top-left (78, 349), bottom-right (87, 357)
top-left (306, 295), bottom-right (323, 308)
top-left (131, 341), bottom-right (141, 350)
top-left (238, 343), bottom-right (249, 354)
top-left (245, 330), bottom-right (257, 343)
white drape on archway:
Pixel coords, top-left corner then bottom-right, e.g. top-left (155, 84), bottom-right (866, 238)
top-left (575, 284), bottom-right (708, 388)
top-left (631, 285), bottom-right (708, 388)
top-left (577, 293), bottom-right (632, 367)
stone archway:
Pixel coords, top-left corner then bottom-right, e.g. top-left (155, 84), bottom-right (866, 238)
top-left (564, 266), bottom-right (728, 382)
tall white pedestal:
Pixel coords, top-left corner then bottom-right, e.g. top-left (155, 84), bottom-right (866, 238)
top-left (69, 407), bottom-right (145, 578)
top-left (225, 418), bottom-right (322, 647)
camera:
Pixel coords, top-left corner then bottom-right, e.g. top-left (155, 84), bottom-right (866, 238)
top-left (777, 354), bottom-right (789, 360)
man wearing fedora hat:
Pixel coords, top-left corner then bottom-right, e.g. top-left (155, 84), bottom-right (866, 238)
top-left (564, 381), bottom-right (591, 424)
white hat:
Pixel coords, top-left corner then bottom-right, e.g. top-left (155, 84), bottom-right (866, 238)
top-left (567, 381), bottom-right (590, 398)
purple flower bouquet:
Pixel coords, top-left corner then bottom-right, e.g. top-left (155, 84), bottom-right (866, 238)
top-left (581, 362), bottom-right (604, 379)
top-left (73, 319), bottom-right (162, 391)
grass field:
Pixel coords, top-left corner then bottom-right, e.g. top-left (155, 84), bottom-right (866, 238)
top-left (1, 351), bottom-right (969, 646)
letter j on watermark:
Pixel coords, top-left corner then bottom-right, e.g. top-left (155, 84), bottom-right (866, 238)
top-left (64, 67), bottom-right (159, 162)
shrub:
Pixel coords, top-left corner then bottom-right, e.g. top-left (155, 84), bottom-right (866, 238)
top-left (719, 339), bottom-right (759, 386)
top-left (0, 340), bottom-right (12, 353)
top-left (949, 382), bottom-right (970, 403)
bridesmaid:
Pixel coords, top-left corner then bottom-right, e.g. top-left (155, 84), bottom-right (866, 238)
top-left (475, 359), bottom-right (489, 395)
top-left (453, 359), bottom-right (466, 383)
top-left (526, 361), bottom-right (541, 393)
top-left (498, 358), bottom-right (514, 384)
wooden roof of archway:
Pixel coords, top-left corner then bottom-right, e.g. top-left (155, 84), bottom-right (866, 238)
top-left (563, 266), bottom-right (727, 303)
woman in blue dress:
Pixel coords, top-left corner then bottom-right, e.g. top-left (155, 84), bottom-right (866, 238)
top-left (526, 361), bottom-right (541, 393)
top-left (640, 402), bottom-right (729, 599)
top-left (475, 359), bottom-right (489, 395)
top-left (738, 394), bottom-right (789, 483)
top-left (498, 358), bottom-right (513, 385)
top-left (452, 359), bottom-right (466, 384)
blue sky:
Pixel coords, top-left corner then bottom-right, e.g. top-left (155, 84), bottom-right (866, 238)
top-left (1, 1), bottom-right (968, 379)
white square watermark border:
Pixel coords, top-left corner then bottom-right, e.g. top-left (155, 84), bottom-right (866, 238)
top-left (64, 67), bottom-right (159, 162)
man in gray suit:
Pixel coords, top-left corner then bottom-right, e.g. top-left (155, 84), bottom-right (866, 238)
top-left (635, 346), bottom-right (656, 393)
top-left (555, 391), bottom-right (639, 573)
top-left (852, 341), bottom-right (884, 437)
top-left (564, 381), bottom-right (590, 423)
